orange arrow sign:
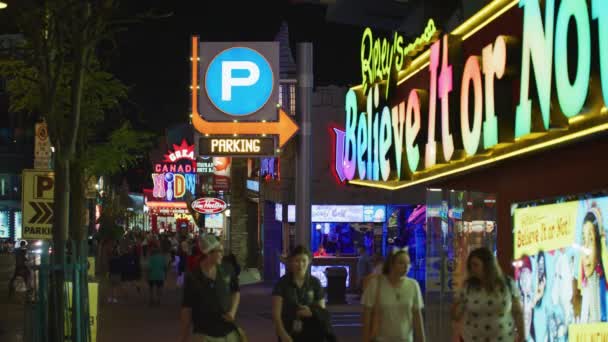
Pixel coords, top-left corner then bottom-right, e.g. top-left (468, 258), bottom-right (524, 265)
top-left (191, 36), bottom-right (299, 148)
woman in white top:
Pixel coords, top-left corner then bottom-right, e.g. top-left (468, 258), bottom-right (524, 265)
top-left (451, 247), bottom-right (525, 342)
top-left (362, 247), bottom-right (426, 342)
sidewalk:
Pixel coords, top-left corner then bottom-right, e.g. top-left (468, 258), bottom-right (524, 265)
top-left (98, 276), bottom-right (362, 342)
top-left (0, 255), bottom-right (25, 342)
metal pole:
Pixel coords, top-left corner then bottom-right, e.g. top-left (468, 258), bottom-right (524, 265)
top-left (295, 43), bottom-right (313, 248)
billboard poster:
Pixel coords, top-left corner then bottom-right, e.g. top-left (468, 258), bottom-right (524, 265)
top-left (513, 196), bottom-right (608, 341)
top-left (0, 211), bottom-right (9, 238)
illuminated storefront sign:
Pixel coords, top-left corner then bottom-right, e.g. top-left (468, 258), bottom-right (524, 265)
top-left (199, 137), bottom-right (275, 156)
top-left (151, 140), bottom-right (197, 201)
top-left (246, 179), bottom-right (260, 192)
top-left (335, 0), bottom-right (608, 190)
top-left (191, 197), bottom-right (227, 214)
top-left (275, 204), bottom-right (386, 223)
top-left (0, 211), bottom-right (9, 238)
top-left (360, 19), bottom-right (438, 98)
top-left (205, 213), bottom-right (224, 229)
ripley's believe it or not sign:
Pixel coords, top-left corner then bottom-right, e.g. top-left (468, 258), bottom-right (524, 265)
top-left (335, 0), bottom-right (608, 190)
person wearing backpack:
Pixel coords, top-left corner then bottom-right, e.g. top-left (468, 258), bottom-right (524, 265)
top-left (451, 247), bottom-right (525, 342)
top-left (178, 234), bottom-right (244, 342)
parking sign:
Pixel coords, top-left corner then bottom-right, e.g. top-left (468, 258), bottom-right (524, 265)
top-left (22, 169), bottom-right (54, 240)
top-left (198, 42), bottom-right (279, 122)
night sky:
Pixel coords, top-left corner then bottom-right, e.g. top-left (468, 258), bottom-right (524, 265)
top-left (110, 0), bottom-right (363, 132)
top-left (0, 1), bottom-right (365, 191)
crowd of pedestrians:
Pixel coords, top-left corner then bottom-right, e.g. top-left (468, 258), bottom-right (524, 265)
top-left (95, 229), bottom-right (525, 342)
top-left (102, 230), bottom-right (241, 308)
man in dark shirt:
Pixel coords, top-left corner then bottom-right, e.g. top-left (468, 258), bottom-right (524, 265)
top-left (272, 272), bottom-right (325, 340)
top-left (179, 234), bottom-right (241, 342)
top-left (8, 241), bottom-right (30, 297)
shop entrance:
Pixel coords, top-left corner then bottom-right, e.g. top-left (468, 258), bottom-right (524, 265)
top-left (424, 189), bottom-right (497, 341)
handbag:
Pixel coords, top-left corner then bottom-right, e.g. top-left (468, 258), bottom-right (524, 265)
top-left (369, 275), bottom-right (383, 341)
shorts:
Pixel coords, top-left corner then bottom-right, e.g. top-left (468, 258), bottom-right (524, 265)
top-left (148, 280), bottom-right (164, 288)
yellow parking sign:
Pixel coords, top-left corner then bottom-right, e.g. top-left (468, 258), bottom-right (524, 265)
top-left (22, 169), bottom-right (54, 240)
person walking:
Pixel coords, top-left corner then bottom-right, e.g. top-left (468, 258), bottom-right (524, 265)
top-left (451, 247), bottom-right (525, 342)
top-left (107, 245), bottom-right (122, 303)
top-left (178, 234), bottom-right (243, 342)
top-left (147, 246), bottom-right (167, 306)
top-left (272, 245), bottom-right (335, 342)
top-left (8, 240), bottom-right (30, 297)
top-left (362, 247), bottom-right (425, 342)
top-left (357, 245), bottom-right (372, 293)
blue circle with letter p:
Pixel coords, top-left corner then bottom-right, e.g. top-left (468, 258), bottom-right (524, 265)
top-left (205, 47), bottom-right (274, 116)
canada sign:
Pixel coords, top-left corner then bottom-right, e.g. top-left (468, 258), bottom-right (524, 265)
top-left (191, 197), bottom-right (227, 214)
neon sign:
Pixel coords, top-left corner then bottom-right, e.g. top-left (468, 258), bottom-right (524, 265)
top-left (336, 0), bottom-right (608, 189)
top-left (360, 19), bottom-right (438, 98)
top-left (152, 140), bottom-right (197, 201)
top-left (163, 140), bottom-right (195, 162)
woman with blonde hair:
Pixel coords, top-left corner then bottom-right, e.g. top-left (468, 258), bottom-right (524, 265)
top-left (451, 246), bottom-right (525, 342)
top-left (361, 247), bottom-right (425, 342)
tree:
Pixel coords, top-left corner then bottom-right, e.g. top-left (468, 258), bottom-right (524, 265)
top-left (0, 1), bottom-right (154, 340)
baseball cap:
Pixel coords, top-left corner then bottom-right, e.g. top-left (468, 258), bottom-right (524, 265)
top-left (199, 234), bottom-right (221, 254)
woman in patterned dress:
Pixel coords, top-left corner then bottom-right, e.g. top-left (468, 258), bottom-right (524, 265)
top-left (451, 247), bottom-right (525, 342)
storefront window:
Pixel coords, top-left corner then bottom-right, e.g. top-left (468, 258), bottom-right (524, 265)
top-left (311, 222), bottom-right (377, 256)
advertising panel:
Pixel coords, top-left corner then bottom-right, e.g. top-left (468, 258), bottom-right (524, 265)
top-left (0, 210), bottom-right (8, 238)
top-left (513, 196), bottom-right (608, 341)
top-left (205, 214), bottom-right (224, 229)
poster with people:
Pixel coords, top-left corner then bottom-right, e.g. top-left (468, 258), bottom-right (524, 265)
top-left (513, 196), bottom-right (608, 341)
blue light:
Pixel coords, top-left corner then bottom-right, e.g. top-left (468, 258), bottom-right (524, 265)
top-left (205, 47), bottom-right (274, 116)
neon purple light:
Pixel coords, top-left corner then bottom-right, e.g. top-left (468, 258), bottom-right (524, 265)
top-left (333, 128), bottom-right (347, 182)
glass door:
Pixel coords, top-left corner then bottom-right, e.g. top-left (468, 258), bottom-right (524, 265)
top-left (425, 189), bottom-right (497, 341)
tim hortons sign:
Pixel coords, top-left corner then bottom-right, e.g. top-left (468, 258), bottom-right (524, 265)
top-left (191, 197), bottom-right (227, 214)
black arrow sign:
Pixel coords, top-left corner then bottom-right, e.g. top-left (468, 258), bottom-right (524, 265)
top-left (29, 201), bottom-right (53, 224)
top-left (41, 202), bottom-right (53, 224)
top-left (29, 202), bottom-right (42, 223)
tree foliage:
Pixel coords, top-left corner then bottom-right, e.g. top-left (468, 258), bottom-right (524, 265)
top-left (0, 53), bottom-right (152, 180)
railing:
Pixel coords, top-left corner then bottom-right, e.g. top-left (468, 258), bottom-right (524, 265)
top-left (25, 240), bottom-right (93, 342)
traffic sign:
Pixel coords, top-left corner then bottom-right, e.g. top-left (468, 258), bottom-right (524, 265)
top-left (205, 47), bottom-right (274, 116)
top-left (199, 136), bottom-right (276, 156)
top-left (198, 40), bottom-right (279, 122)
top-left (22, 169), bottom-right (54, 240)
top-left (34, 122), bottom-right (52, 169)
top-left (191, 36), bottom-right (299, 148)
